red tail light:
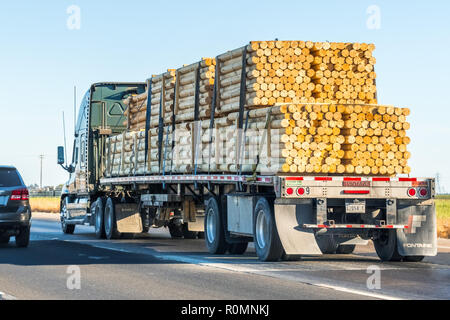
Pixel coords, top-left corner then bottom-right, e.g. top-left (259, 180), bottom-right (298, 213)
top-left (407, 188), bottom-right (416, 197)
top-left (297, 188), bottom-right (305, 196)
top-left (286, 188), bottom-right (294, 196)
top-left (10, 188), bottom-right (29, 201)
top-left (419, 188), bottom-right (428, 197)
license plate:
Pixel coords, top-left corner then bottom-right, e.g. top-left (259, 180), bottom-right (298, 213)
top-left (345, 200), bottom-right (366, 213)
top-left (0, 196), bottom-right (7, 206)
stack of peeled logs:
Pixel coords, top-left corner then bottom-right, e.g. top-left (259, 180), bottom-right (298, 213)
top-left (123, 69), bottom-right (176, 131)
top-left (174, 58), bottom-right (216, 123)
top-left (105, 41), bottom-right (412, 178)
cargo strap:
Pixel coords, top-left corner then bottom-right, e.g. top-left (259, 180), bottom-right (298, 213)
top-left (157, 89), bottom-right (164, 170)
top-left (144, 79), bottom-right (153, 170)
top-left (238, 109), bottom-right (251, 178)
top-left (249, 106), bottom-right (273, 182)
top-left (236, 48), bottom-right (247, 175)
top-left (170, 80), bottom-right (177, 174)
top-left (194, 62), bottom-right (201, 122)
top-left (208, 56), bottom-right (220, 175)
top-left (236, 49), bottom-right (248, 191)
top-left (193, 62), bottom-right (202, 188)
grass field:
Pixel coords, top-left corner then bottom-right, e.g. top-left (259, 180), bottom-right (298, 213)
top-left (436, 196), bottom-right (450, 239)
top-left (29, 197), bottom-right (60, 214)
top-left (30, 196), bottom-right (450, 238)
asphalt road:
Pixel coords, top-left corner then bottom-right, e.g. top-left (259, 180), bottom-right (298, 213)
top-left (0, 212), bottom-right (449, 300)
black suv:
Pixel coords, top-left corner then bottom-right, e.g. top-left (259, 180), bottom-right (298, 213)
top-left (0, 166), bottom-right (31, 247)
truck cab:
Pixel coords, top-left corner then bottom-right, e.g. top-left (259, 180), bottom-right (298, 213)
top-left (58, 82), bottom-right (146, 233)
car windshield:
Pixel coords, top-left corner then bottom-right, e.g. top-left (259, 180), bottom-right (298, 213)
top-left (0, 168), bottom-right (22, 187)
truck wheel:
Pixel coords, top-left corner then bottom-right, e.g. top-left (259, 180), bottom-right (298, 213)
top-left (168, 222), bottom-right (183, 238)
top-left (316, 235), bottom-right (339, 254)
top-left (253, 197), bottom-right (283, 262)
top-left (228, 242), bottom-right (248, 255)
top-left (204, 197), bottom-right (228, 254)
top-left (61, 198), bottom-right (75, 235)
top-left (374, 230), bottom-right (403, 262)
top-left (15, 226), bottom-right (30, 248)
top-left (336, 245), bottom-right (356, 254)
top-left (93, 197), bottom-right (106, 239)
top-left (0, 235), bottom-right (10, 244)
top-left (104, 197), bottom-right (121, 240)
top-left (182, 223), bottom-right (198, 239)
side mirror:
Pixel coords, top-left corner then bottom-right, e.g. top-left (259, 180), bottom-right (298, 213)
top-left (57, 146), bottom-right (65, 165)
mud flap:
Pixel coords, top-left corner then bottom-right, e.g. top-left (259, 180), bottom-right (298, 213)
top-left (396, 201), bottom-right (437, 257)
top-left (274, 203), bottom-right (322, 255)
top-left (115, 203), bottom-right (143, 234)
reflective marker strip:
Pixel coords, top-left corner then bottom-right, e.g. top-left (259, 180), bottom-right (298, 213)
top-left (303, 224), bottom-right (408, 229)
top-left (343, 190), bottom-right (370, 194)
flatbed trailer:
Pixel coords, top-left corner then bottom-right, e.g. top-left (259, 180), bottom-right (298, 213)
top-left (58, 82), bottom-right (437, 262)
top-left (97, 172), bottom-right (436, 262)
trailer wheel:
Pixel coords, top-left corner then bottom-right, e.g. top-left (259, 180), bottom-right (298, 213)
top-left (315, 235), bottom-right (339, 254)
top-left (61, 198), bottom-right (75, 235)
top-left (182, 223), bottom-right (198, 239)
top-left (336, 245), bottom-right (356, 254)
top-left (228, 242), bottom-right (248, 255)
top-left (253, 197), bottom-right (283, 262)
top-left (93, 197), bottom-right (106, 239)
top-left (104, 197), bottom-right (121, 240)
top-left (374, 230), bottom-right (403, 262)
top-left (204, 197), bottom-right (228, 254)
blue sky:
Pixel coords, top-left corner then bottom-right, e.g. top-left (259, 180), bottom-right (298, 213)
top-left (0, 0), bottom-right (449, 191)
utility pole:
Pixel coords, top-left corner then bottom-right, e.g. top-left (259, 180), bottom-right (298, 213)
top-left (39, 155), bottom-right (44, 189)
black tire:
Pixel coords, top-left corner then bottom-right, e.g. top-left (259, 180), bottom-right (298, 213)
top-left (336, 245), bottom-right (356, 254)
top-left (104, 197), bottom-right (121, 240)
top-left (316, 235), bottom-right (339, 254)
top-left (228, 242), bottom-right (248, 255)
top-left (61, 198), bottom-right (75, 235)
top-left (0, 235), bottom-right (10, 244)
top-left (204, 197), bottom-right (228, 254)
top-left (182, 223), bottom-right (198, 239)
top-left (93, 197), bottom-right (106, 239)
top-left (253, 197), bottom-right (283, 262)
top-left (374, 230), bottom-right (403, 262)
top-left (403, 256), bottom-right (425, 262)
top-left (168, 223), bottom-right (183, 238)
top-left (15, 226), bottom-right (30, 248)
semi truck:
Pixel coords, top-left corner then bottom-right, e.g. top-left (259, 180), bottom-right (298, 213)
top-left (57, 81), bottom-right (437, 262)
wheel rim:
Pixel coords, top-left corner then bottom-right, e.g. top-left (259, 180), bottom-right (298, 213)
top-left (206, 207), bottom-right (216, 243)
top-left (61, 201), bottom-right (68, 228)
top-left (256, 210), bottom-right (269, 249)
top-left (95, 203), bottom-right (102, 231)
top-left (104, 206), bottom-right (111, 235)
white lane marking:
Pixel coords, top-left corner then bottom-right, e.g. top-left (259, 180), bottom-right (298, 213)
top-left (57, 239), bottom-right (405, 300)
top-left (311, 284), bottom-right (402, 300)
top-left (0, 291), bottom-right (17, 300)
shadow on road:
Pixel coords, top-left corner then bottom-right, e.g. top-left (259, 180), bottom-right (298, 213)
top-left (0, 240), bottom-right (184, 266)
